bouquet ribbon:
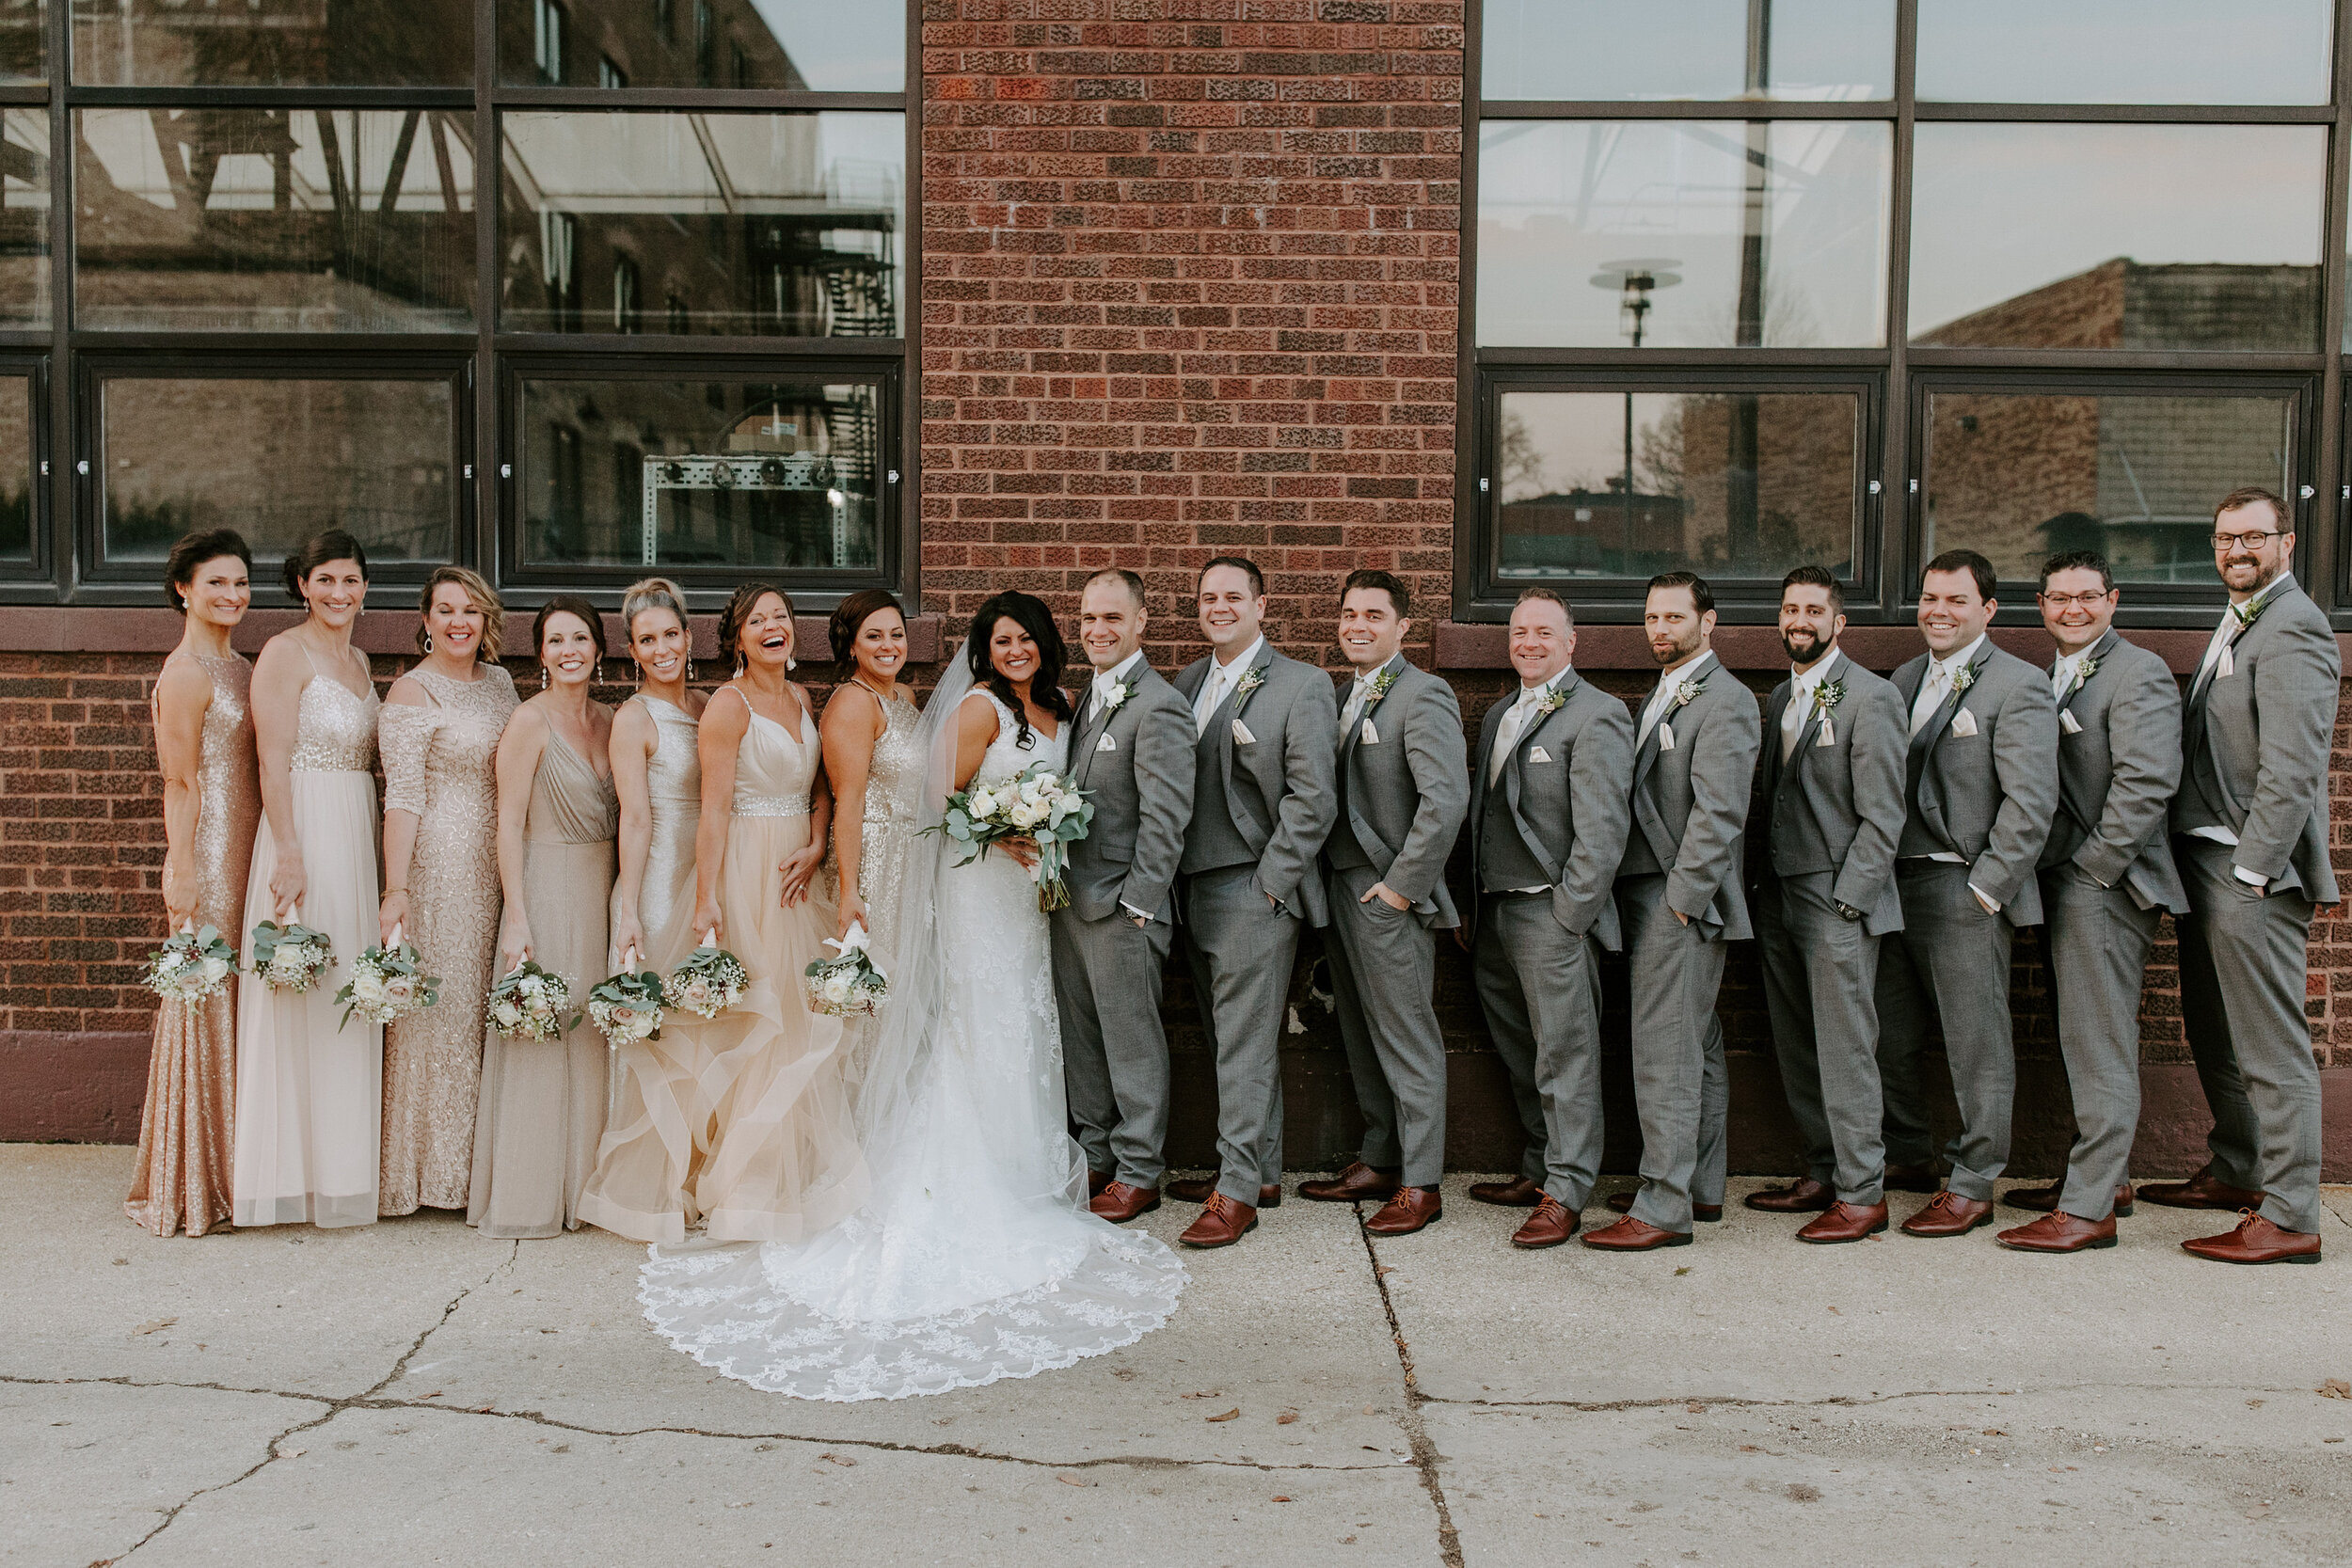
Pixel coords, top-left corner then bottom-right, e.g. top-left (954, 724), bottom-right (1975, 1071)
top-left (822, 921), bottom-right (872, 961)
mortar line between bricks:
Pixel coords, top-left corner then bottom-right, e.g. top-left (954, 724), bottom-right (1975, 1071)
top-left (1358, 1212), bottom-right (1465, 1568)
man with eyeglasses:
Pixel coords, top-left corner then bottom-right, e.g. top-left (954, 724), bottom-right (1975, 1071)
top-left (1994, 551), bottom-right (2185, 1255)
top-left (2142, 487), bottom-right (2336, 1265)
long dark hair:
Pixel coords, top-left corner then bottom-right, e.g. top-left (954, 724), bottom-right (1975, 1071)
top-left (829, 588), bottom-right (905, 669)
top-left (965, 591), bottom-right (1072, 749)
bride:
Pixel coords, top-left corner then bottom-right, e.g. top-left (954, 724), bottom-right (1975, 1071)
top-left (638, 592), bottom-right (1188, 1401)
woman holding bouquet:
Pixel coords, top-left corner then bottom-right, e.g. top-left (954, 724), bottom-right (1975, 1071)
top-left (580, 578), bottom-right (715, 1243)
top-left (818, 590), bottom-right (921, 1033)
top-left (467, 598), bottom-right (618, 1239)
top-left (231, 530), bottom-right (383, 1230)
top-left (128, 530), bottom-right (260, 1238)
top-left (376, 567), bottom-right (517, 1217)
top-left (682, 583), bottom-right (866, 1243)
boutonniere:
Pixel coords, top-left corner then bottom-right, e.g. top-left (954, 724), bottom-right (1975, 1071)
top-left (1099, 678), bottom-right (1132, 715)
top-left (1950, 661), bottom-right (1978, 694)
top-left (1534, 685), bottom-right (1567, 718)
top-left (2070, 654), bottom-right (2101, 695)
top-left (1362, 667), bottom-right (1401, 707)
top-left (2230, 592), bottom-right (2276, 633)
top-left (1813, 678), bottom-right (1846, 715)
top-left (1231, 665), bottom-right (1267, 713)
top-left (1670, 673), bottom-right (1709, 710)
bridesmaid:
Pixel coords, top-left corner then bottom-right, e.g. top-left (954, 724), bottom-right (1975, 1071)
top-left (127, 530), bottom-right (260, 1237)
top-left (468, 596), bottom-right (618, 1239)
top-left (688, 583), bottom-right (866, 1243)
top-left (819, 589), bottom-right (922, 972)
top-left (376, 567), bottom-right (518, 1217)
top-left (580, 578), bottom-right (714, 1243)
top-left (231, 529), bottom-right (383, 1229)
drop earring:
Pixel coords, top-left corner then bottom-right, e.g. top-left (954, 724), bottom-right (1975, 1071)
top-left (540, 662), bottom-right (549, 691)
top-left (423, 630), bottom-right (434, 654)
top-left (686, 656), bottom-right (696, 683)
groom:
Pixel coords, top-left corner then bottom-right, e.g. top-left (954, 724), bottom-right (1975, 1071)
top-left (1053, 568), bottom-right (1199, 1224)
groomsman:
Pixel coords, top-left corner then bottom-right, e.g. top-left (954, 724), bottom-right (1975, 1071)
top-left (2145, 487), bottom-right (2335, 1265)
top-left (1462, 587), bottom-right (1636, 1249)
top-left (1169, 557), bottom-right (1339, 1248)
top-left (1743, 566), bottom-right (1910, 1243)
top-left (1995, 552), bottom-right (2185, 1254)
top-left (1584, 573), bottom-right (1757, 1252)
top-left (1299, 570), bottom-right (1469, 1236)
top-left (1052, 568), bottom-right (1199, 1225)
top-left (1877, 549), bottom-right (2059, 1238)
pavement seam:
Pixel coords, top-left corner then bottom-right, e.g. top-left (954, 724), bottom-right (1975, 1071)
top-left (1418, 1382), bottom-right (2339, 1414)
top-left (1356, 1212), bottom-right (1465, 1568)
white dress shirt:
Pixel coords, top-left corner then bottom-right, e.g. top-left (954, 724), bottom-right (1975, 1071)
top-left (1488, 668), bottom-right (1567, 786)
top-left (1782, 652), bottom-right (1836, 763)
top-left (1193, 635), bottom-right (1264, 736)
top-left (2188, 575), bottom-right (2293, 886)
top-left (2049, 646), bottom-right (2090, 705)
top-left (1340, 656), bottom-right (1393, 733)
top-left (1909, 632), bottom-right (1987, 736)
top-left (1638, 649), bottom-right (1714, 748)
top-left (1090, 647), bottom-right (1146, 719)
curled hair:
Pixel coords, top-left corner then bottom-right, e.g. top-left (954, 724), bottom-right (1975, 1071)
top-left (282, 528), bottom-right (369, 607)
top-left (717, 581), bottom-right (795, 675)
top-left (620, 577), bottom-right (690, 644)
top-left (1340, 567), bottom-right (1410, 620)
top-left (163, 528), bottom-right (252, 615)
top-left (532, 594), bottom-right (607, 664)
top-left (416, 566), bottom-right (504, 662)
top-left (965, 591), bottom-right (1073, 748)
top-left (829, 588), bottom-right (906, 669)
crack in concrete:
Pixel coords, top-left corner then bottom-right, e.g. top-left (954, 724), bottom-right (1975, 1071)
top-left (1421, 1382), bottom-right (2344, 1415)
top-left (1358, 1216), bottom-right (1465, 1568)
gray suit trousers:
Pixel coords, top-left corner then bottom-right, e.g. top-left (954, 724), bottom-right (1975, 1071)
top-left (2173, 836), bottom-right (2325, 1234)
top-left (1617, 874), bottom-right (1725, 1232)
top-left (1183, 864), bottom-right (1296, 1202)
top-left (1053, 908), bottom-right (1176, 1189)
top-left (1325, 864), bottom-right (1448, 1187)
top-left (1876, 860), bottom-right (2016, 1201)
top-left (1471, 894), bottom-right (1605, 1209)
top-left (1756, 873), bottom-right (1887, 1205)
top-left (2041, 863), bottom-right (2159, 1219)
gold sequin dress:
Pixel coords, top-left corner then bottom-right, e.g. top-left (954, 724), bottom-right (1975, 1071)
top-left (376, 663), bottom-right (518, 1215)
top-left (126, 650), bottom-right (258, 1238)
top-left (849, 684), bottom-right (924, 978)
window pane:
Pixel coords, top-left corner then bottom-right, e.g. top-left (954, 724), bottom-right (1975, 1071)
top-left (0, 109), bottom-right (52, 327)
top-left (99, 377), bottom-right (455, 564)
top-left (0, 0), bottom-right (42, 82)
top-left (70, 0), bottom-right (471, 87)
top-left (1922, 390), bottom-right (2295, 585)
top-left (517, 376), bottom-right (885, 572)
top-left (501, 112), bottom-right (902, 338)
top-left (1916, 0), bottom-right (2330, 105)
top-left (1478, 120), bottom-right (1889, 348)
top-left (74, 109), bottom-right (477, 333)
top-left (1496, 389), bottom-right (1859, 579)
top-left (0, 375), bottom-right (30, 562)
top-left (1483, 0), bottom-right (1891, 102)
top-left (1909, 125), bottom-right (2324, 351)
top-left (500, 0), bottom-right (904, 90)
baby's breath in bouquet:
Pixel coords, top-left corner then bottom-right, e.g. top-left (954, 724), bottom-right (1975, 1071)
top-left (337, 924), bottom-right (441, 1028)
top-left (804, 921), bottom-right (888, 1017)
top-left (485, 958), bottom-right (575, 1041)
top-left (143, 923), bottom-right (237, 1004)
top-left (586, 946), bottom-right (666, 1049)
top-left (250, 914), bottom-right (335, 994)
top-left (926, 762), bottom-right (1096, 911)
top-left (664, 932), bottom-right (749, 1020)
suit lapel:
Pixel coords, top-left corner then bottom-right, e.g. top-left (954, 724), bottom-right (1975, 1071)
top-left (1915, 647), bottom-right (1986, 767)
top-left (2056, 629), bottom-right (2119, 717)
top-left (1781, 651), bottom-right (1839, 781)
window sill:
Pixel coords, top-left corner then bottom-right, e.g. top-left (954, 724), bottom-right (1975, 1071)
top-left (1434, 621), bottom-right (2274, 675)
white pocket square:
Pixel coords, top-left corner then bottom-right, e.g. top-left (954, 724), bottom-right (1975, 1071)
top-left (1949, 708), bottom-right (1979, 738)
top-left (1656, 721), bottom-right (1675, 751)
top-left (1360, 719), bottom-right (1379, 746)
top-left (2058, 709), bottom-right (2083, 736)
top-left (1232, 718), bottom-right (1256, 745)
top-left (1096, 732), bottom-right (1119, 752)
top-left (1527, 745), bottom-right (1551, 764)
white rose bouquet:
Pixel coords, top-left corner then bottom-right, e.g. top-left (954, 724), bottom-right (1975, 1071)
top-left (336, 924), bottom-right (441, 1029)
top-left (586, 947), bottom-right (666, 1049)
top-left (663, 933), bottom-right (749, 1020)
top-left (803, 920), bottom-right (888, 1017)
top-left (926, 761), bottom-right (1096, 911)
top-left (485, 958), bottom-right (575, 1042)
top-left (143, 923), bottom-right (238, 1004)
top-left (249, 915), bottom-right (335, 995)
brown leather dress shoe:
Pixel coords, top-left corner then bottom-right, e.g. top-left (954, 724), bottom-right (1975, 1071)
top-left (1177, 1191), bottom-right (1258, 1248)
top-left (1167, 1175), bottom-right (1283, 1208)
top-left (1089, 1181), bottom-right (1160, 1224)
top-left (1298, 1163), bottom-right (1402, 1204)
top-left (1899, 1189), bottom-right (1995, 1238)
top-left (1603, 1190), bottom-right (1722, 1221)
top-left (1883, 1163), bottom-right (1940, 1194)
top-left (1795, 1200), bottom-right (1888, 1243)
top-left (2003, 1180), bottom-right (2134, 1218)
top-left (1470, 1176), bottom-right (1545, 1208)
top-left (1744, 1178), bottom-right (1836, 1213)
top-left (1363, 1187), bottom-right (1441, 1236)
top-left (1581, 1214), bottom-right (1692, 1251)
top-left (2181, 1211), bottom-right (2321, 1265)
top-left (2138, 1166), bottom-right (2265, 1212)
top-left (1510, 1195), bottom-right (1578, 1248)
top-left (1996, 1211), bottom-right (2117, 1253)
top-left (1088, 1169), bottom-right (1112, 1199)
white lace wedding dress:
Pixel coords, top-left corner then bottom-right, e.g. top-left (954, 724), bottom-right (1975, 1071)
top-left (637, 679), bottom-right (1187, 1401)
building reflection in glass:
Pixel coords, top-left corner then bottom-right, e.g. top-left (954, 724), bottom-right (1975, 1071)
top-left (0, 375), bottom-right (28, 561)
top-left (70, 0), bottom-right (472, 87)
top-left (0, 107), bottom-right (48, 326)
top-left (498, 0), bottom-right (903, 91)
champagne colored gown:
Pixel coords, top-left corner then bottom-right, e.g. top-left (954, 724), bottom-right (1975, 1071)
top-left (376, 663), bottom-right (517, 1214)
top-left (230, 644), bottom-right (383, 1230)
top-left (467, 724), bottom-right (618, 1239)
top-left (127, 650), bottom-right (258, 1238)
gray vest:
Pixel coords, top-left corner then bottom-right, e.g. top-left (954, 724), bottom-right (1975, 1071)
top-left (1478, 782), bottom-right (1550, 892)
top-left (1326, 752), bottom-right (1372, 870)
top-left (1182, 726), bottom-right (1257, 874)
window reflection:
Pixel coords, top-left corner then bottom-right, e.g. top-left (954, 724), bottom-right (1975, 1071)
top-left (0, 0), bottom-right (40, 81)
top-left (501, 111), bottom-right (900, 338)
top-left (98, 376), bottom-right (455, 563)
top-left (1923, 390), bottom-right (2296, 584)
top-left (518, 376), bottom-right (884, 572)
top-left (1479, 119), bottom-right (1889, 348)
top-left (1483, 0), bottom-right (1892, 102)
top-left (70, 0), bottom-right (471, 87)
top-left (0, 109), bottom-right (50, 327)
top-left (1916, 0), bottom-right (2330, 106)
top-left (1909, 124), bottom-right (2323, 351)
top-left (1496, 389), bottom-right (1858, 579)
top-left (0, 376), bottom-right (29, 561)
top-left (500, 0), bottom-right (903, 90)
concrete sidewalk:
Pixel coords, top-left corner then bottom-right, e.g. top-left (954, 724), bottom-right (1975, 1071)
top-left (6, 1146), bottom-right (2349, 1568)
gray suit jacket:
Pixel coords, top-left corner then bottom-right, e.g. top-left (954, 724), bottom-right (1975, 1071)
top-left (1618, 657), bottom-right (1761, 941)
top-left (1327, 653), bottom-right (1470, 929)
top-left (2041, 628), bottom-right (2188, 915)
top-left (1175, 643), bottom-right (1342, 926)
top-left (1758, 648), bottom-right (1909, 936)
top-left (1466, 670), bottom-right (1637, 951)
top-left (1064, 660), bottom-right (1197, 924)
top-left (2174, 579), bottom-right (2342, 904)
top-left (1890, 641), bottom-right (2062, 927)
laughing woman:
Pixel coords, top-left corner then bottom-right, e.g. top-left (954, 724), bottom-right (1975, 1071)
top-left (467, 598), bottom-right (618, 1239)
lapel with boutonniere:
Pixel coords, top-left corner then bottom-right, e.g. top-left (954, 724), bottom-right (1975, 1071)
top-left (2194, 584), bottom-right (2279, 708)
top-left (1211, 648), bottom-right (1275, 836)
top-left (1915, 645), bottom-right (1988, 763)
top-left (2053, 629), bottom-right (2116, 737)
top-left (1342, 657), bottom-right (1403, 763)
top-left (1075, 666), bottom-right (1136, 784)
top-left (1634, 664), bottom-right (1710, 795)
top-left (1498, 673), bottom-right (1575, 840)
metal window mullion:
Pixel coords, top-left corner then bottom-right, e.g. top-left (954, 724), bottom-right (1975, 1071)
top-left (2318, 0), bottom-right (2352, 615)
top-left (47, 0), bottom-right (70, 594)
top-left (1456, 0), bottom-right (1486, 610)
top-left (1876, 0), bottom-right (1918, 625)
top-left (477, 0), bottom-right (499, 584)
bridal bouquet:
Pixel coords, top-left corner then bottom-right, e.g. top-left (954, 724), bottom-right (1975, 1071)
top-left (143, 923), bottom-right (237, 1004)
top-left (485, 959), bottom-right (575, 1041)
top-left (249, 916), bottom-right (335, 994)
top-left (586, 948), bottom-right (666, 1048)
top-left (664, 935), bottom-right (749, 1020)
top-left (804, 921), bottom-right (888, 1017)
top-left (928, 762), bottom-right (1096, 911)
top-left (336, 925), bottom-right (441, 1028)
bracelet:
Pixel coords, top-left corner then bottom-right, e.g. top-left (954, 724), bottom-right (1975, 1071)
top-left (383, 887), bottom-right (409, 898)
